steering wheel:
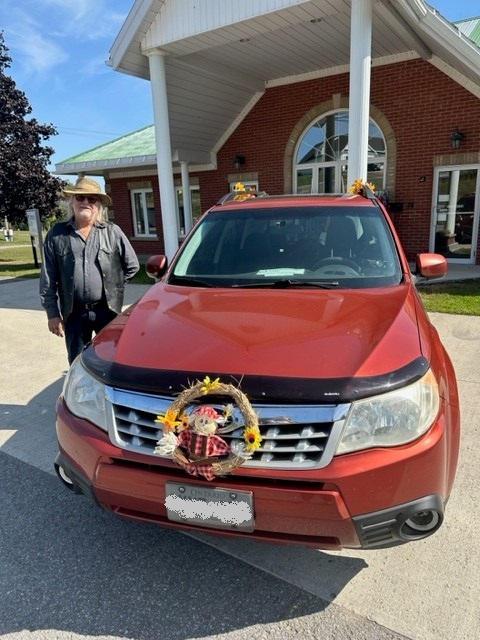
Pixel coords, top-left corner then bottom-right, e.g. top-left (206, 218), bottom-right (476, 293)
top-left (312, 257), bottom-right (360, 276)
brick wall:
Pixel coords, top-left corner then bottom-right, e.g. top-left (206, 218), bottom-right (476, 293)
top-left (107, 175), bottom-right (164, 257)
top-left (109, 58), bottom-right (480, 262)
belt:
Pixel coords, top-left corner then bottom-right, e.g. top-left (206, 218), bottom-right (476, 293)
top-left (74, 300), bottom-right (104, 311)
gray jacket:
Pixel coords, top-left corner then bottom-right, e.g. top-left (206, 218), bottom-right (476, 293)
top-left (40, 219), bottom-right (139, 321)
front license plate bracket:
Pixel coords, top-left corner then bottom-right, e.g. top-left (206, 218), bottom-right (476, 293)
top-left (165, 482), bottom-right (255, 532)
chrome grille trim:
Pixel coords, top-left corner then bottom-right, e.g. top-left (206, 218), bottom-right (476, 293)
top-left (105, 386), bottom-right (349, 470)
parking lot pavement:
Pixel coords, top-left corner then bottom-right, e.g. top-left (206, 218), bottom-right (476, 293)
top-left (1, 277), bottom-right (479, 640)
top-left (188, 311), bottom-right (480, 640)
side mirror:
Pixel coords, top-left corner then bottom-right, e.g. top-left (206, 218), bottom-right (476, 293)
top-left (414, 253), bottom-right (447, 281)
top-left (146, 255), bottom-right (168, 281)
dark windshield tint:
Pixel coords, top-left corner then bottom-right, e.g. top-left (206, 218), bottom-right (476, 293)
top-left (171, 205), bottom-right (402, 288)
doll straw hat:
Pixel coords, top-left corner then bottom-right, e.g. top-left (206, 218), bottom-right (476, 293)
top-left (63, 177), bottom-right (112, 207)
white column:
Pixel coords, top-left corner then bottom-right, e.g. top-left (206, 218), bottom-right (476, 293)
top-left (180, 161), bottom-right (193, 234)
top-left (347, 0), bottom-right (373, 190)
top-left (447, 170), bottom-right (460, 234)
top-left (147, 50), bottom-right (179, 260)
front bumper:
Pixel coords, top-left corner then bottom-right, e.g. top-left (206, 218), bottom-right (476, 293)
top-left (55, 399), bottom-right (450, 549)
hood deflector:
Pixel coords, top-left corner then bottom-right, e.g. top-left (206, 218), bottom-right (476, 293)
top-left (82, 350), bottom-right (430, 403)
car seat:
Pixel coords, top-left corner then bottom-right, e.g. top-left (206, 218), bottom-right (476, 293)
top-left (325, 217), bottom-right (358, 259)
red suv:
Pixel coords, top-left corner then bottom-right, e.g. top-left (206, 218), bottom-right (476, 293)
top-left (54, 186), bottom-right (460, 549)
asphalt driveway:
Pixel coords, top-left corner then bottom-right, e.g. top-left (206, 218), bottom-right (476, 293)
top-left (1, 277), bottom-right (478, 640)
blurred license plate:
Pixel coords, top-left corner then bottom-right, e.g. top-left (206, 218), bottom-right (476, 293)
top-left (165, 482), bottom-right (254, 532)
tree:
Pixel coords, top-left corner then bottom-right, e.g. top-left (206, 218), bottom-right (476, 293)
top-left (0, 32), bottom-right (65, 228)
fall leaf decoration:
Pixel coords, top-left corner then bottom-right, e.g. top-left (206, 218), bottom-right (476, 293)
top-left (233, 182), bottom-right (256, 201)
top-left (155, 408), bottom-right (183, 433)
top-left (348, 179), bottom-right (376, 195)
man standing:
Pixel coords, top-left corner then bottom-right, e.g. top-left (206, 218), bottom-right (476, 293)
top-left (40, 176), bottom-right (140, 364)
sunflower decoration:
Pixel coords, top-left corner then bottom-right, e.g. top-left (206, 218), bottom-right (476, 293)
top-left (200, 375), bottom-right (221, 394)
top-left (244, 425), bottom-right (262, 452)
top-left (348, 178), bottom-right (376, 196)
top-left (155, 408), bottom-right (182, 433)
top-left (153, 376), bottom-right (262, 480)
top-left (234, 182), bottom-right (256, 201)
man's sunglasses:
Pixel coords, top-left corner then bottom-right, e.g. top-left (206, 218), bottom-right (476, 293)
top-left (75, 195), bottom-right (100, 204)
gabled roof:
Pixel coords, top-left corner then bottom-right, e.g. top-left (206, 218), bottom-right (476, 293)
top-left (55, 125), bottom-right (156, 175)
top-left (56, 2), bottom-right (480, 175)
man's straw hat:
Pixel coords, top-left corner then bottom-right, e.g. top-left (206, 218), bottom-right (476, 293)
top-left (63, 177), bottom-right (112, 207)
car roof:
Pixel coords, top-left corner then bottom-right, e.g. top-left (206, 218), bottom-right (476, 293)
top-left (211, 193), bottom-right (379, 212)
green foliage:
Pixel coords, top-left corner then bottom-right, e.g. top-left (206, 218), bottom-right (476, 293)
top-left (0, 32), bottom-right (66, 228)
top-left (42, 211), bottom-right (64, 230)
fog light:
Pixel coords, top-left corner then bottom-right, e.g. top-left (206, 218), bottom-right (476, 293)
top-left (401, 509), bottom-right (442, 538)
top-left (54, 462), bottom-right (83, 494)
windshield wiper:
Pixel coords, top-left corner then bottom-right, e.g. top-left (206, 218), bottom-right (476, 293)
top-left (168, 275), bottom-right (214, 288)
top-left (232, 279), bottom-right (339, 289)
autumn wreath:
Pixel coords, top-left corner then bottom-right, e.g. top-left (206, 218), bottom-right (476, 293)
top-left (153, 377), bottom-right (262, 481)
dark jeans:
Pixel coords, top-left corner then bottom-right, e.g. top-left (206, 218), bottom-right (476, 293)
top-left (65, 304), bottom-right (117, 364)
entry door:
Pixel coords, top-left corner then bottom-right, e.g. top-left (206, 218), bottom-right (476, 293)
top-left (431, 167), bottom-right (479, 263)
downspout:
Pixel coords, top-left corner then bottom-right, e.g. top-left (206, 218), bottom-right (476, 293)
top-left (147, 49), bottom-right (179, 260)
top-left (347, 0), bottom-right (373, 189)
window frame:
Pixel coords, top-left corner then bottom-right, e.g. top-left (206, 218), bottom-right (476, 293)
top-left (130, 188), bottom-right (156, 238)
top-left (293, 109), bottom-right (386, 194)
top-left (175, 185), bottom-right (202, 235)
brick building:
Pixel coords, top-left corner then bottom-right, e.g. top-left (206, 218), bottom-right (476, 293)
top-left (55, 1), bottom-right (480, 265)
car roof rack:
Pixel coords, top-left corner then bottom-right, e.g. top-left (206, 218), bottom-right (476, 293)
top-left (216, 184), bottom-right (378, 205)
top-left (362, 183), bottom-right (377, 200)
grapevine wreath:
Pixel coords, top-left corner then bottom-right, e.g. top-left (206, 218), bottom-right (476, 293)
top-left (154, 377), bottom-right (262, 481)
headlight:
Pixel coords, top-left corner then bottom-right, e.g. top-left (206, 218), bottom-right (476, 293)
top-left (336, 369), bottom-right (439, 455)
top-left (62, 358), bottom-right (108, 431)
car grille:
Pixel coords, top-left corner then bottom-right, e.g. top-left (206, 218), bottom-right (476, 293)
top-left (105, 387), bottom-right (349, 470)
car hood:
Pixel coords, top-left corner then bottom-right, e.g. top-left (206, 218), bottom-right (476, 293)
top-left (93, 283), bottom-right (424, 380)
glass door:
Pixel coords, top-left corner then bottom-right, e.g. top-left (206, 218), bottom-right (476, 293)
top-left (432, 167), bottom-right (479, 263)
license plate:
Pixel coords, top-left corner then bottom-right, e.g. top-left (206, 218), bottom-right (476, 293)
top-left (165, 482), bottom-right (254, 532)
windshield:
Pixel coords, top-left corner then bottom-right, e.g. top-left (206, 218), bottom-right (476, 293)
top-left (171, 205), bottom-right (402, 289)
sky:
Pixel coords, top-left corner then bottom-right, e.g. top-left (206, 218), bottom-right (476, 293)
top-left (0, 0), bottom-right (153, 176)
top-left (0, 0), bottom-right (478, 178)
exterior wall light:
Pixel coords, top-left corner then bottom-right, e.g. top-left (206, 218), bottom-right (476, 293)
top-left (234, 155), bottom-right (245, 170)
top-left (450, 129), bottom-right (464, 149)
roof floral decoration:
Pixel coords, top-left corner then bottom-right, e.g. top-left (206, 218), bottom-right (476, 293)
top-left (233, 182), bottom-right (257, 201)
top-left (348, 179), bottom-right (376, 195)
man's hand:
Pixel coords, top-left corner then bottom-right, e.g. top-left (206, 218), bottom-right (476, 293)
top-left (48, 317), bottom-right (65, 338)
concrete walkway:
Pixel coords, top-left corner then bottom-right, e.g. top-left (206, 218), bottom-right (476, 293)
top-left (431, 263), bottom-right (480, 282)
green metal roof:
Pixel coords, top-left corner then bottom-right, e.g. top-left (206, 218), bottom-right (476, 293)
top-left (59, 124), bottom-right (155, 163)
top-left (456, 18), bottom-right (480, 46)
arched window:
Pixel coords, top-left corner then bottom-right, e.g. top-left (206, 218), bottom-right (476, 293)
top-left (294, 110), bottom-right (386, 194)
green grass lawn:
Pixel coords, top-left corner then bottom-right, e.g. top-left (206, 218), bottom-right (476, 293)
top-left (0, 230), bottom-right (42, 279)
top-left (0, 229), bottom-right (152, 284)
top-left (1, 231), bottom-right (479, 314)
top-left (415, 279), bottom-right (480, 316)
